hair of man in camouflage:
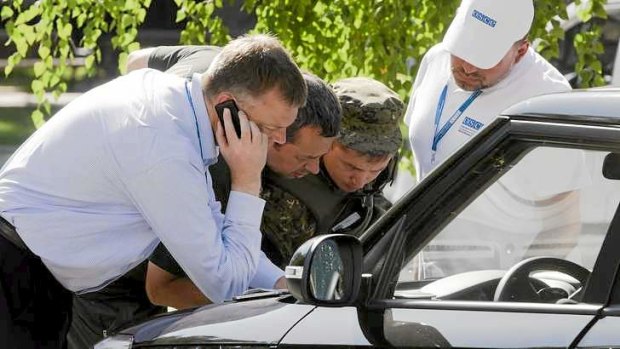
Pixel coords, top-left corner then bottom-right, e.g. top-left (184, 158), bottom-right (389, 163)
top-left (285, 72), bottom-right (342, 143)
top-left (331, 77), bottom-right (404, 157)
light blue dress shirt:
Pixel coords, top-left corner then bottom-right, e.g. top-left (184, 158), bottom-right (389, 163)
top-left (0, 70), bottom-right (282, 303)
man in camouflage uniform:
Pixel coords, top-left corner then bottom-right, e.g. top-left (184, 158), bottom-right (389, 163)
top-left (146, 76), bottom-right (404, 311)
top-left (260, 77), bottom-right (404, 267)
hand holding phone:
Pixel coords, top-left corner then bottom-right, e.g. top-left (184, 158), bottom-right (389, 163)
top-left (215, 100), bottom-right (242, 138)
top-left (214, 101), bottom-right (268, 197)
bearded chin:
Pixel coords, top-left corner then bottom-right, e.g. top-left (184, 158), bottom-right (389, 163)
top-left (453, 74), bottom-right (483, 91)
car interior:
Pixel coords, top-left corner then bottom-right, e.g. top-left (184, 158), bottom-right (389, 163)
top-left (393, 149), bottom-right (620, 305)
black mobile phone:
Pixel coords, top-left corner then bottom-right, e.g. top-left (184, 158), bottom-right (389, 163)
top-left (215, 100), bottom-right (242, 138)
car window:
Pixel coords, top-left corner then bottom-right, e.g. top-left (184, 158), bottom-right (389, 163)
top-left (395, 147), bottom-right (620, 304)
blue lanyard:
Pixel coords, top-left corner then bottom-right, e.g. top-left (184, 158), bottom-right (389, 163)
top-left (184, 80), bottom-right (205, 161)
top-left (185, 80), bottom-right (212, 187)
top-left (431, 84), bottom-right (482, 153)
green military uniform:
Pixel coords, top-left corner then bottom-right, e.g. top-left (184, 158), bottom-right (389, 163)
top-left (260, 77), bottom-right (404, 267)
top-left (260, 164), bottom-right (394, 267)
top-left (334, 77), bottom-right (404, 157)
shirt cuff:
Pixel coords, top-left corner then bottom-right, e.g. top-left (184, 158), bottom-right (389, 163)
top-left (225, 191), bottom-right (266, 227)
top-left (250, 252), bottom-right (284, 289)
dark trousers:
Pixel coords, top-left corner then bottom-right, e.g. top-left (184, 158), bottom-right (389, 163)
top-left (0, 235), bottom-right (72, 348)
top-left (66, 261), bottom-right (166, 349)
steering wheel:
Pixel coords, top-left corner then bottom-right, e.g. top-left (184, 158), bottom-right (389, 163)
top-left (493, 256), bottom-right (590, 302)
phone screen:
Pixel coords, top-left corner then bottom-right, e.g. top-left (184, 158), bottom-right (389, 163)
top-left (215, 100), bottom-right (242, 138)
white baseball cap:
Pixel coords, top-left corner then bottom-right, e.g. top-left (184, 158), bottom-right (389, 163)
top-left (443, 0), bottom-right (534, 69)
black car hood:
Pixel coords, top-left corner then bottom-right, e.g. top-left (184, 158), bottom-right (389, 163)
top-left (122, 295), bottom-right (316, 346)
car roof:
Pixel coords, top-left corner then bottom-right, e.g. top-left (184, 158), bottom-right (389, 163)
top-left (502, 88), bottom-right (620, 124)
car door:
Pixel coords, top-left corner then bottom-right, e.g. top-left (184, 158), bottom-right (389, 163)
top-left (277, 217), bottom-right (410, 348)
top-left (575, 209), bottom-right (620, 347)
top-left (359, 118), bottom-right (620, 348)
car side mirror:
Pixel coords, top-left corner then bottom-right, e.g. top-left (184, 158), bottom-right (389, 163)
top-left (603, 153), bottom-right (620, 179)
top-left (285, 234), bottom-right (362, 306)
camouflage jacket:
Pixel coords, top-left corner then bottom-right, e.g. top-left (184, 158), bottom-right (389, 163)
top-left (260, 164), bottom-right (392, 268)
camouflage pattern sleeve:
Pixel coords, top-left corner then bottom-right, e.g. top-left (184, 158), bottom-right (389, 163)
top-left (260, 185), bottom-right (317, 268)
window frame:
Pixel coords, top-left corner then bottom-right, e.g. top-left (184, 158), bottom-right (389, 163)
top-left (364, 116), bottom-right (620, 313)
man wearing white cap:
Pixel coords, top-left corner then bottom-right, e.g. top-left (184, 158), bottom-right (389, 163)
top-left (404, 0), bottom-right (590, 276)
top-left (405, 0), bottom-right (571, 177)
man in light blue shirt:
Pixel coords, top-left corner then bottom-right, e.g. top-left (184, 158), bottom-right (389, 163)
top-left (0, 34), bottom-right (307, 348)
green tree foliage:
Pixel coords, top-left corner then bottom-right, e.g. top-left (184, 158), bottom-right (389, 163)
top-left (245, 0), bottom-right (460, 99)
top-left (175, 0), bottom-right (230, 45)
top-left (0, 0), bottom-right (609, 130)
top-left (1, 0), bottom-right (229, 127)
top-left (244, 0), bottom-right (607, 98)
top-left (532, 0), bottom-right (608, 87)
top-left (2, 0), bottom-right (151, 127)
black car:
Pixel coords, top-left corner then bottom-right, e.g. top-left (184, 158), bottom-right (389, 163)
top-left (96, 88), bottom-right (620, 348)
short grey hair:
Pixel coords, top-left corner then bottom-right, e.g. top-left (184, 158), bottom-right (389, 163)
top-left (202, 34), bottom-right (307, 107)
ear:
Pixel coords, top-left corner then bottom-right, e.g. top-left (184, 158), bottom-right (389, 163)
top-left (205, 92), bottom-right (235, 130)
top-left (330, 140), bottom-right (342, 151)
top-left (513, 40), bottom-right (529, 65)
top-left (213, 92), bottom-right (235, 105)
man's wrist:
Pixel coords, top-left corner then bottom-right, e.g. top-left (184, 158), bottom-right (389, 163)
top-left (231, 178), bottom-right (261, 196)
top-left (274, 276), bottom-right (288, 290)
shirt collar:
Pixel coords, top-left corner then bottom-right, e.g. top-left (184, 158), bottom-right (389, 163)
top-left (188, 73), bottom-right (218, 166)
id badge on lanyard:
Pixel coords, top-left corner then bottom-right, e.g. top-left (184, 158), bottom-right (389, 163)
top-left (431, 84), bottom-right (482, 164)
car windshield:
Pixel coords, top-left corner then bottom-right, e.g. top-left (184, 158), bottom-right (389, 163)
top-left (395, 147), bottom-right (619, 303)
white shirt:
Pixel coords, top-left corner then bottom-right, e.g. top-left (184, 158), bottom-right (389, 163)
top-left (0, 70), bottom-right (281, 303)
top-left (405, 43), bottom-right (590, 238)
top-left (405, 43), bottom-right (572, 180)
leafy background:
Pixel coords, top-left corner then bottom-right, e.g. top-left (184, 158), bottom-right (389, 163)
top-left (0, 0), bottom-right (609, 172)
